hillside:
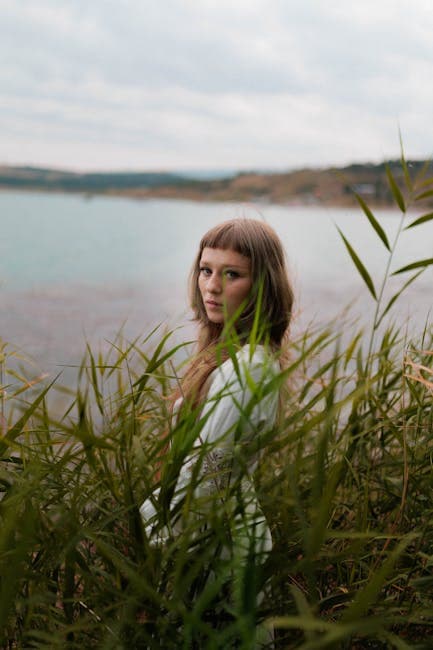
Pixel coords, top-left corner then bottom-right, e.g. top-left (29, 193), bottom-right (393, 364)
top-left (0, 166), bottom-right (188, 192)
top-left (1, 160), bottom-right (432, 206)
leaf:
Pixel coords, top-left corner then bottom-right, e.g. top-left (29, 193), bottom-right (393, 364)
top-left (271, 616), bottom-right (384, 648)
top-left (355, 193), bottom-right (390, 250)
top-left (414, 188), bottom-right (433, 201)
top-left (375, 270), bottom-right (424, 328)
top-left (290, 585), bottom-right (316, 641)
top-left (386, 165), bottom-right (406, 212)
top-left (308, 460), bottom-right (344, 558)
top-left (0, 375), bottom-right (60, 457)
top-left (392, 258), bottom-right (433, 275)
top-left (344, 331), bottom-right (363, 369)
top-left (106, 334), bottom-right (142, 378)
top-left (415, 173), bottom-right (433, 189)
top-left (405, 211), bottom-right (433, 229)
top-left (342, 535), bottom-right (414, 623)
top-left (399, 129), bottom-right (413, 192)
top-left (86, 343), bottom-right (104, 416)
top-left (337, 228), bottom-right (377, 299)
top-left (132, 338), bottom-right (193, 404)
top-left (381, 631), bottom-right (413, 650)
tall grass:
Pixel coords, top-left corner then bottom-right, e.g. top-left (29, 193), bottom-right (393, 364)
top-left (1, 154), bottom-right (433, 648)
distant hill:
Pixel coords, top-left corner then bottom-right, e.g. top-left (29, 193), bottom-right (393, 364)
top-left (0, 166), bottom-right (188, 192)
top-left (1, 160), bottom-right (432, 206)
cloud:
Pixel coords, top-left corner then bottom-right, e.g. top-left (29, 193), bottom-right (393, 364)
top-left (1, 0), bottom-right (432, 169)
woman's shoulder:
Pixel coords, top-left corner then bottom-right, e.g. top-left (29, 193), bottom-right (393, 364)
top-left (214, 344), bottom-right (280, 388)
top-left (226, 343), bottom-right (278, 368)
top-left (237, 343), bottom-right (276, 363)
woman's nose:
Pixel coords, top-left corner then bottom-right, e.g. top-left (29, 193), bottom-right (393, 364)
top-left (208, 272), bottom-right (222, 292)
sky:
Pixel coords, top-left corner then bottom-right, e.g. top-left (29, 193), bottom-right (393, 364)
top-left (1, 0), bottom-right (433, 172)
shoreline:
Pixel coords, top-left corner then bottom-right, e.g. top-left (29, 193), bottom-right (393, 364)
top-left (2, 158), bottom-right (432, 210)
top-left (0, 185), bottom-right (405, 210)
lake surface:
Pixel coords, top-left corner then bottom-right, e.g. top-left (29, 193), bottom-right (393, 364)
top-left (1, 191), bottom-right (432, 380)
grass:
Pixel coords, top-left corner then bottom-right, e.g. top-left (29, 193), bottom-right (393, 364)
top-left (1, 152), bottom-right (433, 648)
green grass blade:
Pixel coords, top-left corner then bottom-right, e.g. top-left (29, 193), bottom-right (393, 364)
top-left (132, 328), bottom-right (191, 403)
top-left (290, 585), bottom-right (316, 641)
top-left (344, 331), bottom-right (363, 369)
top-left (386, 164), bottom-right (406, 212)
top-left (381, 631), bottom-right (413, 650)
top-left (337, 228), bottom-right (377, 299)
top-left (86, 343), bottom-right (104, 416)
top-left (341, 535), bottom-right (415, 624)
top-left (355, 193), bottom-right (390, 250)
top-left (414, 188), bottom-right (433, 201)
top-left (135, 341), bottom-right (193, 385)
top-left (399, 129), bottom-right (413, 192)
top-left (392, 258), bottom-right (433, 275)
top-left (376, 270), bottom-right (424, 327)
top-left (404, 211), bottom-right (433, 229)
top-left (0, 375), bottom-right (60, 456)
top-left (105, 334), bottom-right (142, 378)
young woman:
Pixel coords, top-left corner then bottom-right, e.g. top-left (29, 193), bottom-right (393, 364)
top-left (140, 218), bottom-right (293, 641)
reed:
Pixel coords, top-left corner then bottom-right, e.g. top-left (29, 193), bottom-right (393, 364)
top-left (0, 153), bottom-right (432, 648)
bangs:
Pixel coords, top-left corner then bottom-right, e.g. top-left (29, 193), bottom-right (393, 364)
top-left (200, 220), bottom-right (251, 258)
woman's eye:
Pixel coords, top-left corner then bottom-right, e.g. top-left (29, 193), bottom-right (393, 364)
top-left (225, 270), bottom-right (239, 279)
top-left (199, 267), bottom-right (212, 276)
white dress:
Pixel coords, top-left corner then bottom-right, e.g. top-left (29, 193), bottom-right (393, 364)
top-left (140, 343), bottom-right (280, 554)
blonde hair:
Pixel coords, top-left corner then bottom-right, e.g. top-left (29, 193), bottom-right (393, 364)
top-left (180, 218), bottom-right (294, 406)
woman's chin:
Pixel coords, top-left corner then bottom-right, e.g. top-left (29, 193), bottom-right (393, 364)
top-left (206, 311), bottom-right (224, 325)
top-left (208, 317), bottom-right (224, 325)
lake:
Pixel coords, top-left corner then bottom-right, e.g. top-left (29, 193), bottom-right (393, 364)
top-left (1, 191), bottom-right (432, 381)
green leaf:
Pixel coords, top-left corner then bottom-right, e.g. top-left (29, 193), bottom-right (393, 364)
top-left (381, 631), bottom-right (413, 650)
top-left (86, 343), bottom-right (104, 416)
top-left (342, 535), bottom-right (414, 623)
top-left (392, 258), bottom-right (433, 275)
top-left (344, 332), bottom-right (363, 370)
top-left (414, 188), bottom-right (433, 201)
top-left (271, 617), bottom-right (384, 647)
top-left (355, 193), bottom-right (390, 250)
top-left (404, 211), bottom-right (433, 229)
top-left (0, 375), bottom-right (60, 457)
top-left (308, 460), bottom-right (344, 558)
top-left (132, 337), bottom-right (193, 404)
top-left (337, 228), bottom-right (377, 299)
top-left (106, 334), bottom-right (142, 378)
top-left (290, 585), bottom-right (316, 641)
top-left (415, 173), bottom-right (433, 189)
top-left (375, 270), bottom-right (424, 328)
top-left (386, 165), bottom-right (406, 212)
top-left (399, 129), bottom-right (413, 192)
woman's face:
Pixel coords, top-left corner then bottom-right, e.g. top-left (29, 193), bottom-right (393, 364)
top-left (198, 247), bottom-right (252, 324)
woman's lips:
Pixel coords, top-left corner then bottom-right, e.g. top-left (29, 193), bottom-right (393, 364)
top-left (205, 300), bottom-right (222, 309)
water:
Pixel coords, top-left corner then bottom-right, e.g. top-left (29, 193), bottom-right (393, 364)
top-left (1, 191), bottom-right (432, 379)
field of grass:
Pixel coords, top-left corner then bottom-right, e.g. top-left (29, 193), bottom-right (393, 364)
top-left (1, 154), bottom-right (433, 648)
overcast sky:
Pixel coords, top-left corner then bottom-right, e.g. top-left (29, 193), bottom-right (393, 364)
top-left (1, 0), bottom-right (433, 171)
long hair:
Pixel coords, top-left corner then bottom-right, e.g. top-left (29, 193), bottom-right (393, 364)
top-left (179, 218), bottom-right (294, 407)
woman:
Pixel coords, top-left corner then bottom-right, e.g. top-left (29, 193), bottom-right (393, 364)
top-left (140, 218), bottom-right (293, 643)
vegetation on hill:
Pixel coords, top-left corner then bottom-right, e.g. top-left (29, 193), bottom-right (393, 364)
top-left (1, 155), bottom-right (433, 647)
top-left (0, 166), bottom-right (188, 193)
top-left (1, 159), bottom-right (433, 206)
top-left (126, 159), bottom-right (433, 206)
